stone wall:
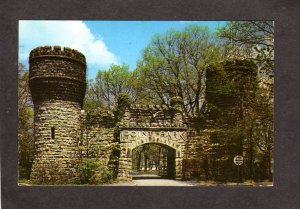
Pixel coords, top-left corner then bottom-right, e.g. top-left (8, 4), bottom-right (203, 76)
top-left (181, 126), bottom-right (210, 179)
top-left (123, 104), bottom-right (186, 128)
top-left (30, 101), bottom-right (82, 183)
top-left (80, 111), bottom-right (116, 165)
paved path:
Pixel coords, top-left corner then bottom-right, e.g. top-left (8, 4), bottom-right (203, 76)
top-left (132, 178), bottom-right (193, 186)
top-left (107, 178), bottom-right (193, 186)
top-left (105, 173), bottom-right (194, 186)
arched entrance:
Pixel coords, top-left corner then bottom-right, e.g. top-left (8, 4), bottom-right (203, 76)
top-left (117, 128), bottom-right (187, 181)
top-left (131, 143), bottom-right (176, 179)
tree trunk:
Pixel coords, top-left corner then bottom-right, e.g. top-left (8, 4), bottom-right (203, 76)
top-left (157, 147), bottom-right (161, 170)
top-left (248, 120), bottom-right (255, 180)
top-left (144, 154), bottom-right (148, 171)
top-left (137, 151), bottom-right (141, 171)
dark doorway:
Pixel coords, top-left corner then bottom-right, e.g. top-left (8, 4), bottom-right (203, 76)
top-left (132, 143), bottom-right (176, 179)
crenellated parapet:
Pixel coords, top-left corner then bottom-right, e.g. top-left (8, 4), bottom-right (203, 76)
top-left (121, 103), bottom-right (186, 129)
top-left (29, 45), bottom-right (86, 65)
top-left (82, 110), bottom-right (115, 128)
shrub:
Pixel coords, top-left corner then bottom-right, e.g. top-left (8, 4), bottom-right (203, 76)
top-left (79, 158), bottom-right (114, 184)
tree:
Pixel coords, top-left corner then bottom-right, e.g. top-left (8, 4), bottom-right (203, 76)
top-left (132, 144), bottom-right (170, 174)
top-left (18, 63), bottom-right (35, 179)
top-left (204, 59), bottom-right (261, 181)
top-left (136, 25), bottom-right (222, 119)
top-left (217, 21), bottom-right (274, 74)
top-left (83, 79), bottom-right (105, 112)
top-left (203, 21), bottom-right (274, 182)
top-left (86, 64), bottom-right (133, 110)
top-left (252, 85), bottom-right (273, 180)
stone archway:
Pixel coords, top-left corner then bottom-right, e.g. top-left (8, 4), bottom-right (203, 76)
top-left (117, 128), bottom-right (187, 181)
top-left (131, 142), bottom-right (176, 179)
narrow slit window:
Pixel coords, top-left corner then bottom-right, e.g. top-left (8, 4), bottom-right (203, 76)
top-left (51, 127), bottom-right (55, 139)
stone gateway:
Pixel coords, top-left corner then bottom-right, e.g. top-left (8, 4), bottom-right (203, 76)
top-left (28, 46), bottom-right (203, 184)
top-left (117, 102), bottom-right (188, 180)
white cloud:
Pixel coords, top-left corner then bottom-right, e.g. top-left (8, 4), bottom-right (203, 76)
top-left (19, 20), bottom-right (118, 71)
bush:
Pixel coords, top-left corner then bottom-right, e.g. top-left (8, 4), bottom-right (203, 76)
top-left (79, 158), bottom-right (114, 184)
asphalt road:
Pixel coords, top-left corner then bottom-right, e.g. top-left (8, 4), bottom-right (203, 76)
top-left (105, 173), bottom-right (193, 186)
top-left (107, 176), bottom-right (193, 186)
top-left (132, 178), bottom-right (193, 186)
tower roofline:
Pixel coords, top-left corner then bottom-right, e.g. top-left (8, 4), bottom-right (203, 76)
top-left (29, 46), bottom-right (86, 66)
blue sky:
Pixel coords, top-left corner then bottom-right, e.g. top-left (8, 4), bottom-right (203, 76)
top-left (19, 21), bottom-right (226, 79)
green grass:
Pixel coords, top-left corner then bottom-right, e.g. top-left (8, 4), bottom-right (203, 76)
top-left (18, 179), bottom-right (119, 186)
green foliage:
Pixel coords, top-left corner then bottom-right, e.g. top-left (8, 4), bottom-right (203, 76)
top-left (84, 100), bottom-right (102, 110)
top-left (136, 25), bottom-right (222, 118)
top-left (79, 158), bottom-right (114, 184)
top-left (217, 21), bottom-right (274, 73)
top-left (18, 63), bottom-right (35, 180)
top-left (132, 143), bottom-right (170, 174)
top-left (86, 64), bottom-right (135, 110)
top-left (115, 93), bottom-right (131, 111)
top-left (114, 93), bottom-right (132, 123)
top-left (83, 80), bottom-right (104, 111)
top-left (18, 179), bottom-right (33, 185)
top-left (206, 60), bottom-right (258, 121)
top-left (202, 59), bottom-right (273, 182)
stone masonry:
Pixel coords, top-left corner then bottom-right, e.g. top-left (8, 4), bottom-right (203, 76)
top-left (117, 102), bottom-right (188, 180)
top-left (29, 46), bottom-right (205, 184)
top-left (29, 46), bottom-right (86, 183)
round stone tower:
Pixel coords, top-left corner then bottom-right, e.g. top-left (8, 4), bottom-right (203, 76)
top-left (29, 46), bottom-right (86, 183)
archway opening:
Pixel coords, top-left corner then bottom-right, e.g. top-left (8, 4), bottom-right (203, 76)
top-left (131, 143), bottom-right (176, 179)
